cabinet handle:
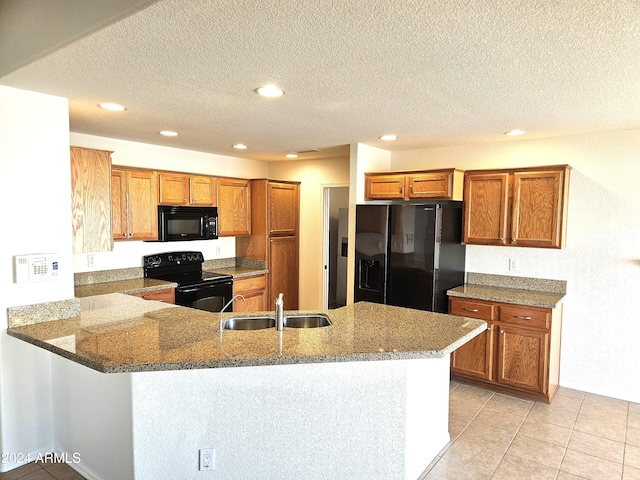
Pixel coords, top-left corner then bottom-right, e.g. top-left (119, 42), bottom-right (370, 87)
top-left (409, 184), bottom-right (413, 191)
top-left (499, 237), bottom-right (504, 242)
top-left (500, 329), bottom-right (505, 334)
top-left (514, 315), bottom-right (532, 320)
top-left (463, 308), bottom-right (479, 312)
top-left (511, 238), bottom-right (516, 244)
top-left (123, 233), bottom-right (128, 237)
top-left (399, 185), bottom-right (403, 192)
top-left (130, 233), bottom-right (134, 237)
top-left (184, 198), bottom-right (188, 202)
top-left (486, 326), bottom-right (491, 332)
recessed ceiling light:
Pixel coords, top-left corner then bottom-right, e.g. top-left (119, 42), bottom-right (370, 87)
top-left (233, 144), bottom-right (248, 149)
top-left (380, 134), bottom-right (398, 141)
top-left (505, 130), bottom-right (526, 136)
top-left (285, 153), bottom-right (298, 159)
top-left (99, 102), bottom-right (126, 111)
top-left (255, 84), bottom-right (284, 97)
top-left (159, 130), bottom-right (178, 137)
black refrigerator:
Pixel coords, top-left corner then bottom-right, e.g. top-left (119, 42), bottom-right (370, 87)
top-left (354, 202), bottom-right (465, 313)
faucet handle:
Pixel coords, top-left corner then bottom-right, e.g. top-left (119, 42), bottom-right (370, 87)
top-left (275, 293), bottom-right (284, 306)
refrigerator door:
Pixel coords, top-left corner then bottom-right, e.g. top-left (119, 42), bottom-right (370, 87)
top-left (387, 204), bottom-right (440, 311)
top-left (354, 205), bottom-right (389, 304)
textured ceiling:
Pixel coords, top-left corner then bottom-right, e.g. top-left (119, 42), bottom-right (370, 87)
top-left (1, 0), bottom-right (639, 161)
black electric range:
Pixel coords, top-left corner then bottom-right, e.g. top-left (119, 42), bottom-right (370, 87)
top-left (143, 251), bottom-right (233, 312)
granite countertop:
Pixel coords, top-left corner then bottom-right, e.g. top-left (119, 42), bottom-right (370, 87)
top-left (204, 266), bottom-right (268, 278)
top-left (7, 294), bottom-right (486, 374)
top-left (447, 284), bottom-right (565, 308)
top-left (74, 278), bottom-right (177, 298)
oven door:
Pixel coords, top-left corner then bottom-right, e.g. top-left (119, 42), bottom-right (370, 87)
top-left (176, 280), bottom-right (233, 312)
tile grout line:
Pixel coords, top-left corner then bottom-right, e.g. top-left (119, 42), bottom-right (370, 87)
top-left (487, 396), bottom-right (535, 479)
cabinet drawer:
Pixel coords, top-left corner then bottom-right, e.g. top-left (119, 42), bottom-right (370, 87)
top-left (130, 288), bottom-right (175, 304)
top-left (234, 274), bottom-right (266, 294)
top-left (499, 304), bottom-right (549, 330)
top-left (449, 297), bottom-right (495, 321)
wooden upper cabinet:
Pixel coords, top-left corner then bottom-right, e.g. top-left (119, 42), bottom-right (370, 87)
top-left (190, 176), bottom-right (217, 205)
top-left (511, 170), bottom-right (565, 248)
top-left (70, 147), bottom-right (114, 253)
top-left (364, 169), bottom-right (462, 201)
top-left (463, 165), bottom-right (570, 248)
top-left (268, 182), bottom-right (299, 236)
top-left (218, 178), bottom-right (251, 236)
top-left (112, 167), bottom-right (158, 241)
top-left (463, 172), bottom-right (510, 246)
top-left (365, 174), bottom-right (406, 200)
top-left (158, 173), bottom-right (216, 206)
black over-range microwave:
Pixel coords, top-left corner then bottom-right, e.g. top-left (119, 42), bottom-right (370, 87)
top-left (155, 206), bottom-right (218, 242)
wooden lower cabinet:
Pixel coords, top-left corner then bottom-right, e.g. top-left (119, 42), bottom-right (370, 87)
top-left (233, 274), bottom-right (267, 312)
top-left (269, 236), bottom-right (299, 310)
top-left (449, 296), bottom-right (562, 403)
top-left (129, 288), bottom-right (175, 304)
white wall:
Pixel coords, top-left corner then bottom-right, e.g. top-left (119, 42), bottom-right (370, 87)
top-left (70, 133), bottom-right (269, 273)
top-left (0, 86), bottom-right (74, 470)
top-left (268, 156), bottom-right (351, 310)
top-left (389, 130), bottom-right (640, 402)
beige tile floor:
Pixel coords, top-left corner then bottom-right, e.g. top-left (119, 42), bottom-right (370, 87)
top-left (0, 459), bottom-right (85, 480)
top-left (421, 381), bottom-right (640, 480)
top-left (2, 382), bottom-right (639, 480)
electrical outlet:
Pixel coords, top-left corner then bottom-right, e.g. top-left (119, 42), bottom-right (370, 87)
top-left (199, 449), bottom-right (214, 471)
top-left (509, 258), bottom-right (519, 271)
top-left (215, 246), bottom-right (221, 256)
top-left (87, 254), bottom-right (97, 268)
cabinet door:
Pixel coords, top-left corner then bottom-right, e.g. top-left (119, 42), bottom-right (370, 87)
top-left (190, 176), bottom-right (217, 206)
top-left (127, 170), bottom-right (158, 241)
top-left (407, 172), bottom-right (452, 199)
top-left (496, 324), bottom-right (548, 394)
top-left (463, 173), bottom-right (510, 245)
top-left (364, 174), bottom-right (406, 200)
top-left (218, 178), bottom-right (251, 236)
top-left (70, 147), bottom-right (113, 253)
top-left (233, 274), bottom-right (267, 311)
top-left (158, 174), bottom-right (189, 205)
top-left (449, 297), bottom-right (496, 381)
top-left (269, 236), bottom-right (299, 309)
top-left (268, 182), bottom-right (299, 236)
top-left (511, 170), bottom-right (564, 248)
top-left (111, 170), bottom-right (128, 240)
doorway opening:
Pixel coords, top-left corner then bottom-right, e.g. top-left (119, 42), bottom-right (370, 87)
top-left (323, 186), bottom-right (349, 310)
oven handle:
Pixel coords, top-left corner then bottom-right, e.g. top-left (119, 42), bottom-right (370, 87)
top-left (177, 287), bottom-right (202, 294)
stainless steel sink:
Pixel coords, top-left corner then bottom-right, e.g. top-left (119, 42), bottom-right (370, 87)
top-left (283, 314), bottom-right (331, 328)
top-left (223, 313), bottom-right (331, 330)
top-left (223, 316), bottom-right (275, 330)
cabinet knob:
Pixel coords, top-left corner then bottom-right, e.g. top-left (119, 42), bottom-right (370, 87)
top-left (409, 184), bottom-right (413, 191)
top-left (499, 329), bottom-right (505, 334)
top-left (511, 238), bottom-right (516, 244)
top-left (499, 237), bottom-right (504, 242)
top-left (130, 233), bottom-right (134, 237)
top-left (184, 198), bottom-right (188, 202)
top-left (123, 233), bottom-right (128, 237)
top-left (399, 185), bottom-right (403, 192)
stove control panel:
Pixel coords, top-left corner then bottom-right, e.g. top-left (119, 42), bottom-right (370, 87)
top-left (144, 251), bottom-right (204, 269)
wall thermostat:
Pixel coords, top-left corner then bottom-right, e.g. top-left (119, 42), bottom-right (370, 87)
top-left (14, 254), bottom-right (59, 283)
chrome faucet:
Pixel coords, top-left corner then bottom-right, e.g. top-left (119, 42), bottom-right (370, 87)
top-left (219, 294), bottom-right (245, 332)
top-left (275, 293), bottom-right (284, 331)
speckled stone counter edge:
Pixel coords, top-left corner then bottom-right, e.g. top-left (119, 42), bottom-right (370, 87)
top-left (7, 298), bottom-right (80, 328)
top-left (74, 258), bottom-right (267, 286)
top-left (448, 273), bottom-right (567, 308)
top-left (466, 272), bottom-right (566, 294)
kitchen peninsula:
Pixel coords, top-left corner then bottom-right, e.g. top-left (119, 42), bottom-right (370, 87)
top-left (8, 294), bottom-right (485, 480)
